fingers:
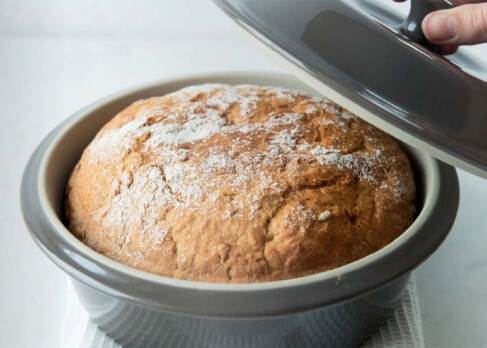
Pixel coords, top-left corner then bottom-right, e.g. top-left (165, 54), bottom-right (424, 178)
top-left (422, 3), bottom-right (487, 45)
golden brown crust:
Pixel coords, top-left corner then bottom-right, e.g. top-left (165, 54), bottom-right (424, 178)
top-left (65, 84), bottom-right (416, 283)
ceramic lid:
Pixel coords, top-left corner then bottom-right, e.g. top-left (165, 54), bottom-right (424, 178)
top-left (214, 0), bottom-right (487, 179)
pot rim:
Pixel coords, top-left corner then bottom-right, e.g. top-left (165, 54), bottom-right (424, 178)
top-left (21, 71), bottom-right (459, 317)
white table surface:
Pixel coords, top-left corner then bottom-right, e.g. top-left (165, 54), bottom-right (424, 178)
top-left (1, 1), bottom-right (487, 347)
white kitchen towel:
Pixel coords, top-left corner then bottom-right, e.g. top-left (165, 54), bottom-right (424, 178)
top-left (61, 275), bottom-right (424, 348)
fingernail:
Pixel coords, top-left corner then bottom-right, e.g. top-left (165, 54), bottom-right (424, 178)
top-left (425, 13), bottom-right (458, 42)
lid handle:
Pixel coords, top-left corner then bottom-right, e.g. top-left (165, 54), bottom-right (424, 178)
top-left (400, 0), bottom-right (453, 50)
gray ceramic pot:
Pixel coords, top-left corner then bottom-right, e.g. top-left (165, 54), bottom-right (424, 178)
top-left (21, 72), bottom-right (459, 347)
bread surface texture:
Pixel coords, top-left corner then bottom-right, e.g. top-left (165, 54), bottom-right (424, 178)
top-left (66, 84), bottom-right (416, 283)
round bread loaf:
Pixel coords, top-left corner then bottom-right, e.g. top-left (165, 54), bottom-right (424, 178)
top-left (66, 84), bottom-right (416, 283)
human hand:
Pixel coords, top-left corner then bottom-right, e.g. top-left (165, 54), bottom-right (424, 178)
top-left (395, 0), bottom-right (487, 54)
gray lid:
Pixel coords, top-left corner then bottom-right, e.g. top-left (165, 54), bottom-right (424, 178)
top-left (214, 0), bottom-right (487, 179)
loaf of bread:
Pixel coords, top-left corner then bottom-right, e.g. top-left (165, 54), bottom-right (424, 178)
top-left (66, 84), bottom-right (416, 283)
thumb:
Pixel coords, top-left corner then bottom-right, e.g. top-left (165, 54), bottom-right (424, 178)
top-left (422, 3), bottom-right (487, 45)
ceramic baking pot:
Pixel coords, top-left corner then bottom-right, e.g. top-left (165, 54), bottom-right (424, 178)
top-left (21, 72), bottom-right (459, 347)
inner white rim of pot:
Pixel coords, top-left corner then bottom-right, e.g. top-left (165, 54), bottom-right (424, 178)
top-left (37, 73), bottom-right (440, 292)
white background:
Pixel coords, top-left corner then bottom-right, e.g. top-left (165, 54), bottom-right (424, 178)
top-left (1, 1), bottom-right (487, 347)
